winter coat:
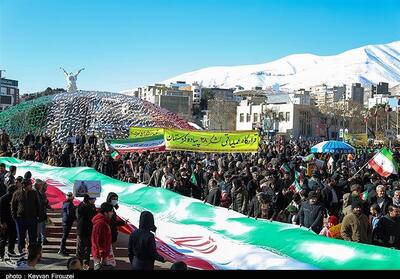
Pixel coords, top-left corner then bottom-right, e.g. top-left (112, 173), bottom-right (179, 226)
top-left (374, 215), bottom-right (400, 249)
top-left (0, 188), bottom-right (16, 225)
top-left (341, 212), bottom-right (371, 244)
top-left (76, 201), bottom-right (97, 237)
top-left (91, 213), bottom-right (112, 261)
top-left (37, 191), bottom-right (49, 222)
top-left (298, 201), bottom-right (324, 233)
top-left (128, 211), bottom-right (164, 270)
top-left (231, 186), bottom-right (248, 214)
top-left (11, 188), bottom-right (40, 219)
top-left (368, 196), bottom-right (392, 215)
top-left (62, 200), bottom-right (77, 226)
top-left (205, 187), bottom-right (221, 206)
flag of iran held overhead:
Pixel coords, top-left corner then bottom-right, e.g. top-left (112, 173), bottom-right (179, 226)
top-left (368, 148), bottom-right (398, 178)
top-left (280, 163), bottom-right (290, 174)
top-left (111, 151), bottom-right (121, 160)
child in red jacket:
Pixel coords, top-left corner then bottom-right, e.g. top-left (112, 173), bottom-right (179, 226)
top-left (91, 203), bottom-right (115, 270)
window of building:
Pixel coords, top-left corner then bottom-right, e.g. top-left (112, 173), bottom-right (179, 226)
top-left (246, 113), bottom-right (251, 122)
top-left (253, 113), bottom-right (259, 122)
top-left (240, 113), bottom-right (244, 123)
top-left (285, 112), bottom-right (290, 122)
top-left (0, 87), bottom-right (6, 95)
top-left (9, 88), bottom-right (15, 95)
top-left (279, 112), bottom-right (284, 120)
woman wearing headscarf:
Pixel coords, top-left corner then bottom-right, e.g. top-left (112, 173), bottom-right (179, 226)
top-left (128, 211), bottom-right (165, 270)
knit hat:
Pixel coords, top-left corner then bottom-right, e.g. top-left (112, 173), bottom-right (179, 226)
top-left (24, 171), bottom-right (32, 180)
top-left (351, 200), bottom-right (363, 209)
top-left (328, 215), bottom-right (338, 226)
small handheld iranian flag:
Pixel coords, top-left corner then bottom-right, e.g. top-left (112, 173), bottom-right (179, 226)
top-left (280, 163), bottom-right (290, 174)
top-left (190, 172), bottom-right (198, 186)
top-left (111, 151), bottom-right (121, 161)
top-left (368, 148), bottom-right (398, 178)
top-left (289, 180), bottom-right (302, 193)
top-left (359, 190), bottom-right (369, 201)
top-left (295, 171), bottom-right (303, 181)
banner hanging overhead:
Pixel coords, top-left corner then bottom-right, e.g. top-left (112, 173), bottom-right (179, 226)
top-left (164, 129), bottom-right (260, 153)
top-left (129, 127), bottom-right (165, 139)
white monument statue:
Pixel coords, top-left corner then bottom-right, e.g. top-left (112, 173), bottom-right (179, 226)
top-left (60, 67), bottom-right (85, 93)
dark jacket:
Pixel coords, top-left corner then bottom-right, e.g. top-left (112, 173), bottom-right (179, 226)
top-left (299, 201), bottom-right (324, 233)
top-left (321, 186), bottom-right (341, 216)
top-left (99, 159), bottom-right (114, 177)
top-left (76, 201), bottom-right (97, 237)
top-left (62, 200), bottom-right (77, 226)
top-left (106, 192), bottom-right (125, 243)
top-left (374, 215), bottom-right (400, 249)
top-left (11, 188), bottom-right (40, 219)
top-left (0, 187), bottom-right (16, 224)
top-left (205, 187), bottom-right (221, 206)
top-left (368, 196), bottom-right (392, 215)
top-left (37, 191), bottom-right (49, 222)
top-left (59, 153), bottom-right (71, 167)
top-left (128, 211), bottom-right (164, 270)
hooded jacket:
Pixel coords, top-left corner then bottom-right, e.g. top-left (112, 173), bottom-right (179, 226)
top-left (128, 211), bottom-right (164, 270)
top-left (91, 213), bottom-right (112, 260)
top-left (106, 192), bottom-right (125, 243)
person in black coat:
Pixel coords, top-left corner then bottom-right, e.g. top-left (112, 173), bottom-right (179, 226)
top-left (321, 179), bottom-right (341, 218)
top-left (59, 192), bottom-right (76, 255)
top-left (299, 191), bottom-right (325, 233)
top-left (76, 194), bottom-right (97, 267)
top-left (374, 205), bottom-right (400, 249)
top-left (128, 211), bottom-right (165, 270)
top-left (106, 192), bottom-right (126, 244)
top-left (0, 185), bottom-right (17, 258)
top-left (205, 179), bottom-right (221, 206)
top-left (59, 149), bottom-right (71, 168)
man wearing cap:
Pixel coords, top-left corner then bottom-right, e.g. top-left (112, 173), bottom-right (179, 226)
top-left (76, 194), bottom-right (97, 268)
top-left (341, 200), bottom-right (372, 244)
top-left (59, 192), bottom-right (76, 256)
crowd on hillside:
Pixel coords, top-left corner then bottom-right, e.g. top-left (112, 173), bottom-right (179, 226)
top-left (0, 129), bottom-right (400, 270)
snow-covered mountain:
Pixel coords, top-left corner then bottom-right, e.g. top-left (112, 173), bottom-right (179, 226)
top-left (158, 41), bottom-right (400, 91)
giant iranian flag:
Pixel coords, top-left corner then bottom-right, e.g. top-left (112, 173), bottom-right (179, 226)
top-left (1, 157), bottom-right (400, 270)
top-left (368, 148), bottom-right (398, 177)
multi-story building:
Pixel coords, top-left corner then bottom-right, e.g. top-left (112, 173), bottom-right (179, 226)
top-left (349, 83), bottom-right (364, 105)
top-left (135, 83), bottom-right (193, 120)
top-left (0, 74), bottom-right (19, 111)
top-left (310, 84), bottom-right (346, 106)
top-left (236, 98), bottom-right (315, 138)
top-left (202, 99), bottom-right (237, 130)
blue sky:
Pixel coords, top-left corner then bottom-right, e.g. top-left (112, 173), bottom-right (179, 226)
top-left (1, 0), bottom-right (399, 93)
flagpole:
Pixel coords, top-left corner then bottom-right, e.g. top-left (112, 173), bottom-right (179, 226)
top-left (349, 149), bottom-right (381, 179)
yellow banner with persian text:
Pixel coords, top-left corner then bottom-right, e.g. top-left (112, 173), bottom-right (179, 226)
top-left (164, 129), bottom-right (260, 153)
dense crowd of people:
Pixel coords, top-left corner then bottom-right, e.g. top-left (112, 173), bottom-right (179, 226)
top-left (1, 128), bottom-right (400, 270)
